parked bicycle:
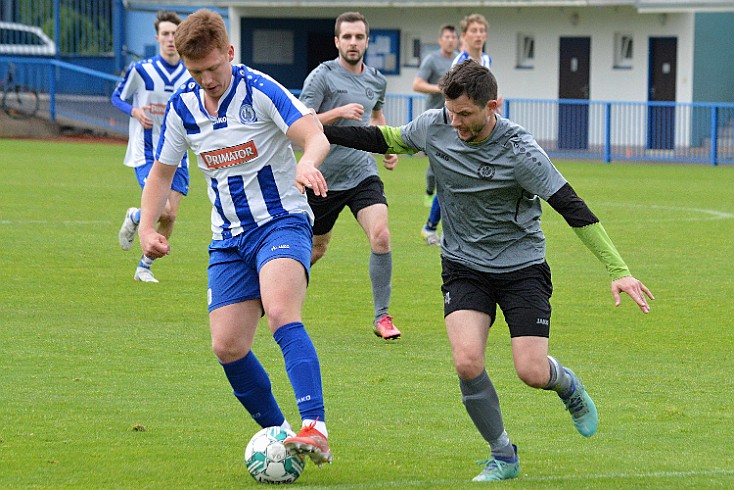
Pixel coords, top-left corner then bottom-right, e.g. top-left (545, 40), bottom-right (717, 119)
top-left (1, 63), bottom-right (40, 119)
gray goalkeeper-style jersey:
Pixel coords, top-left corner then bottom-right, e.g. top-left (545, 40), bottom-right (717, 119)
top-left (300, 59), bottom-right (387, 191)
top-left (400, 109), bottom-right (568, 273)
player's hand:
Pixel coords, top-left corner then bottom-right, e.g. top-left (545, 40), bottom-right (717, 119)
top-left (340, 103), bottom-right (364, 121)
top-left (611, 276), bottom-right (654, 314)
top-left (139, 228), bottom-right (170, 259)
top-left (383, 154), bottom-right (398, 170)
top-left (131, 107), bottom-right (153, 129)
top-left (296, 161), bottom-right (328, 197)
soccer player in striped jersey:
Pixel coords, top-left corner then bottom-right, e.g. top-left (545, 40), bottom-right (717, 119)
top-left (138, 9), bottom-right (332, 466)
top-left (299, 12), bottom-right (401, 340)
top-left (423, 14), bottom-right (495, 247)
top-left (112, 10), bottom-right (190, 283)
top-left (321, 61), bottom-right (654, 481)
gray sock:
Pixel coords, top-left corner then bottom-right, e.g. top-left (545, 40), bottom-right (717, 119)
top-left (369, 251), bottom-right (392, 322)
top-left (545, 355), bottom-right (574, 398)
top-left (459, 370), bottom-right (515, 460)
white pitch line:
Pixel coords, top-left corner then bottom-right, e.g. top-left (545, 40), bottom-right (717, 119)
top-left (0, 220), bottom-right (113, 225)
top-left (292, 468), bottom-right (734, 489)
top-left (595, 202), bottom-right (734, 221)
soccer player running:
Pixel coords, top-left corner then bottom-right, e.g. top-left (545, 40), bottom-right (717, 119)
top-left (412, 24), bottom-right (458, 235)
top-left (321, 60), bottom-right (654, 481)
top-left (299, 12), bottom-right (401, 340)
top-left (112, 10), bottom-right (190, 283)
top-left (421, 13), bottom-right (493, 247)
top-left (138, 9), bottom-right (332, 466)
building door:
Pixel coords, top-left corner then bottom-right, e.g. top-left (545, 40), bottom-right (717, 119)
top-left (558, 37), bottom-right (590, 150)
top-left (240, 18), bottom-right (336, 91)
top-left (647, 37), bottom-right (677, 150)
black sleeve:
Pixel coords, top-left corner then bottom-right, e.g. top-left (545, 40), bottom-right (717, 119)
top-left (322, 125), bottom-right (390, 154)
top-left (546, 182), bottom-right (599, 228)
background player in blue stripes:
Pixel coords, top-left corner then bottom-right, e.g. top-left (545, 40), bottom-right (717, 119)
top-left (421, 13), bottom-right (494, 247)
top-left (112, 10), bottom-right (190, 283)
top-left (138, 9), bottom-right (333, 466)
top-left (320, 61), bottom-right (654, 482)
top-left (412, 24), bottom-right (459, 230)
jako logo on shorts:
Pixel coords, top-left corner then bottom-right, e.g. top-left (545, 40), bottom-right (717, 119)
top-left (201, 141), bottom-right (259, 169)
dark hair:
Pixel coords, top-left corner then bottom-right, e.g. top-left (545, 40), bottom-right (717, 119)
top-left (440, 24), bottom-right (456, 36)
top-left (439, 60), bottom-right (498, 107)
top-left (175, 9), bottom-right (229, 60)
top-left (154, 10), bottom-right (182, 32)
top-left (335, 12), bottom-right (369, 37)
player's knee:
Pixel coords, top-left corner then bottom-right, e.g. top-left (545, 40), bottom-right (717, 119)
top-left (453, 355), bottom-right (485, 380)
top-left (311, 243), bottom-right (327, 264)
top-left (211, 339), bottom-right (243, 364)
top-left (158, 208), bottom-right (177, 228)
top-left (515, 362), bottom-right (549, 388)
top-left (370, 226), bottom-right (391, 251)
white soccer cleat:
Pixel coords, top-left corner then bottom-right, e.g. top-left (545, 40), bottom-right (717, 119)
top-left (420, 226), bottom-right (440, 246)
top-left (134, 267), bottom-right (159, 283)
top-left (118, 207), bottom-right (139, 251)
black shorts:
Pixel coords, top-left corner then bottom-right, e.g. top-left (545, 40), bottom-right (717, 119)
top-left (307, 175), bottom-right (387, 236)
top-left (441, 258), bottom-right (553, 338)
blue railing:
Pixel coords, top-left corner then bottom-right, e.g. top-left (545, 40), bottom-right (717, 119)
top-left (3, 56), bottom-right (733, 165)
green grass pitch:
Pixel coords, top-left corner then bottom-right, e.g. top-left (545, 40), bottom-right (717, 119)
top-left (0, 138), bottom-right (733, 488)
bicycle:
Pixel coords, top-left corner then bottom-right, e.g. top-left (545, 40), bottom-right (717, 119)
top-left (1, 63), bottom-right (40, 119)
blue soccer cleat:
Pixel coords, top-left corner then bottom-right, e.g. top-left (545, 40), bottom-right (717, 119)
top-left (562, 368), bottom-right (598, 437)
top-left (472, 444), bottom-right (520, 482)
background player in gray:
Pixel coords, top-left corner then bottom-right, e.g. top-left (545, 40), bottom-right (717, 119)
top-left (412, 24), bottom-right (458, 219)
top-left (299, 11), bottom-right (401, 340)
top-left (321, 61), bottom-right (654, 482)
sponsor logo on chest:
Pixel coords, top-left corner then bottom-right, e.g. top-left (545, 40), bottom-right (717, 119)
top-left (201, 140), bottom-right (259, 169)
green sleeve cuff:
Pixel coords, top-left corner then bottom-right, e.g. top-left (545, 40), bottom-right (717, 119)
top-left (573, 222), bottom-right (631, 281)
top-left (380, 126), bottom-right (418, 155)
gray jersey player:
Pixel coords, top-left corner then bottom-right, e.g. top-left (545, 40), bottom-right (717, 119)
top-left (322, 60), bottom-right (654, 482)
top-left (299, 11), bottom-right (401, 340)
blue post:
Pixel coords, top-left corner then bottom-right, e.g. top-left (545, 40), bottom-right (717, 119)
top-left (710, 105), bottom-right (719, 166)
top-left (407, 95), bottom-right (413, 122)
top-left (113, 0), bottom-right (125, 74)
top-left (53, 0), bottom-right (61, 57)
top-left (505, 99), bottom-right (510, 120)
top-left (604, 102), bottom-right (611, 163)
top-left (49, 61), bottom-right (56, 122)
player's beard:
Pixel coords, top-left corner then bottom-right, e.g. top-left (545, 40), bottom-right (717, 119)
top-left (340, 48), bottom-right (364, 66)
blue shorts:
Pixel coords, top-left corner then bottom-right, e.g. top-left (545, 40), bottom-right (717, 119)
top-left (135, 162), bottom-right (190, 196)
top-left (207, 214), bottom-right (313, 312)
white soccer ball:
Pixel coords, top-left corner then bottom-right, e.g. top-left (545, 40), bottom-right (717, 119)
top-left (245, 426), bottom-right (305, 484)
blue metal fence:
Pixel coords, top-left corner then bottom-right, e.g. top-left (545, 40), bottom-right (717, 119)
top-left (2, 55), bottom-right (733, 165)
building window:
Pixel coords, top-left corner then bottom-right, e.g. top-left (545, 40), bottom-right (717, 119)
top-left (614, 33), bottom-right (633, 69)
top-left (516, 33), bottom-right (535, 69)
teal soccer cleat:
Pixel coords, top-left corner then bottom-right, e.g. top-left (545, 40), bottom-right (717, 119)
top-left (472, 445), bottom-right (520, 482)
top-left (562, 368), bottom-right (598, 437)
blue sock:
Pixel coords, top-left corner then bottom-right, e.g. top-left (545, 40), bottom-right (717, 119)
top-left (427, 195), bottom-right (441, 229)
top-left (132, 208), bottom-right (141, 225)
top-left (273, 322), bottom-right (325, 422)
top-left (220, 351), bottom-right (285, 428)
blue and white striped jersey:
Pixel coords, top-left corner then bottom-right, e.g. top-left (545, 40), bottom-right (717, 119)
top-left (156, 64), bottom-right (313, 241)
top-left (111, 55), bottom-right (190, 168)
top-left (451, 50), bottom-right (492, 69)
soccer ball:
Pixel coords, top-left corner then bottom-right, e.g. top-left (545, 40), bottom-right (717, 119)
top-left (245, 426), bottom-right (305, 484)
